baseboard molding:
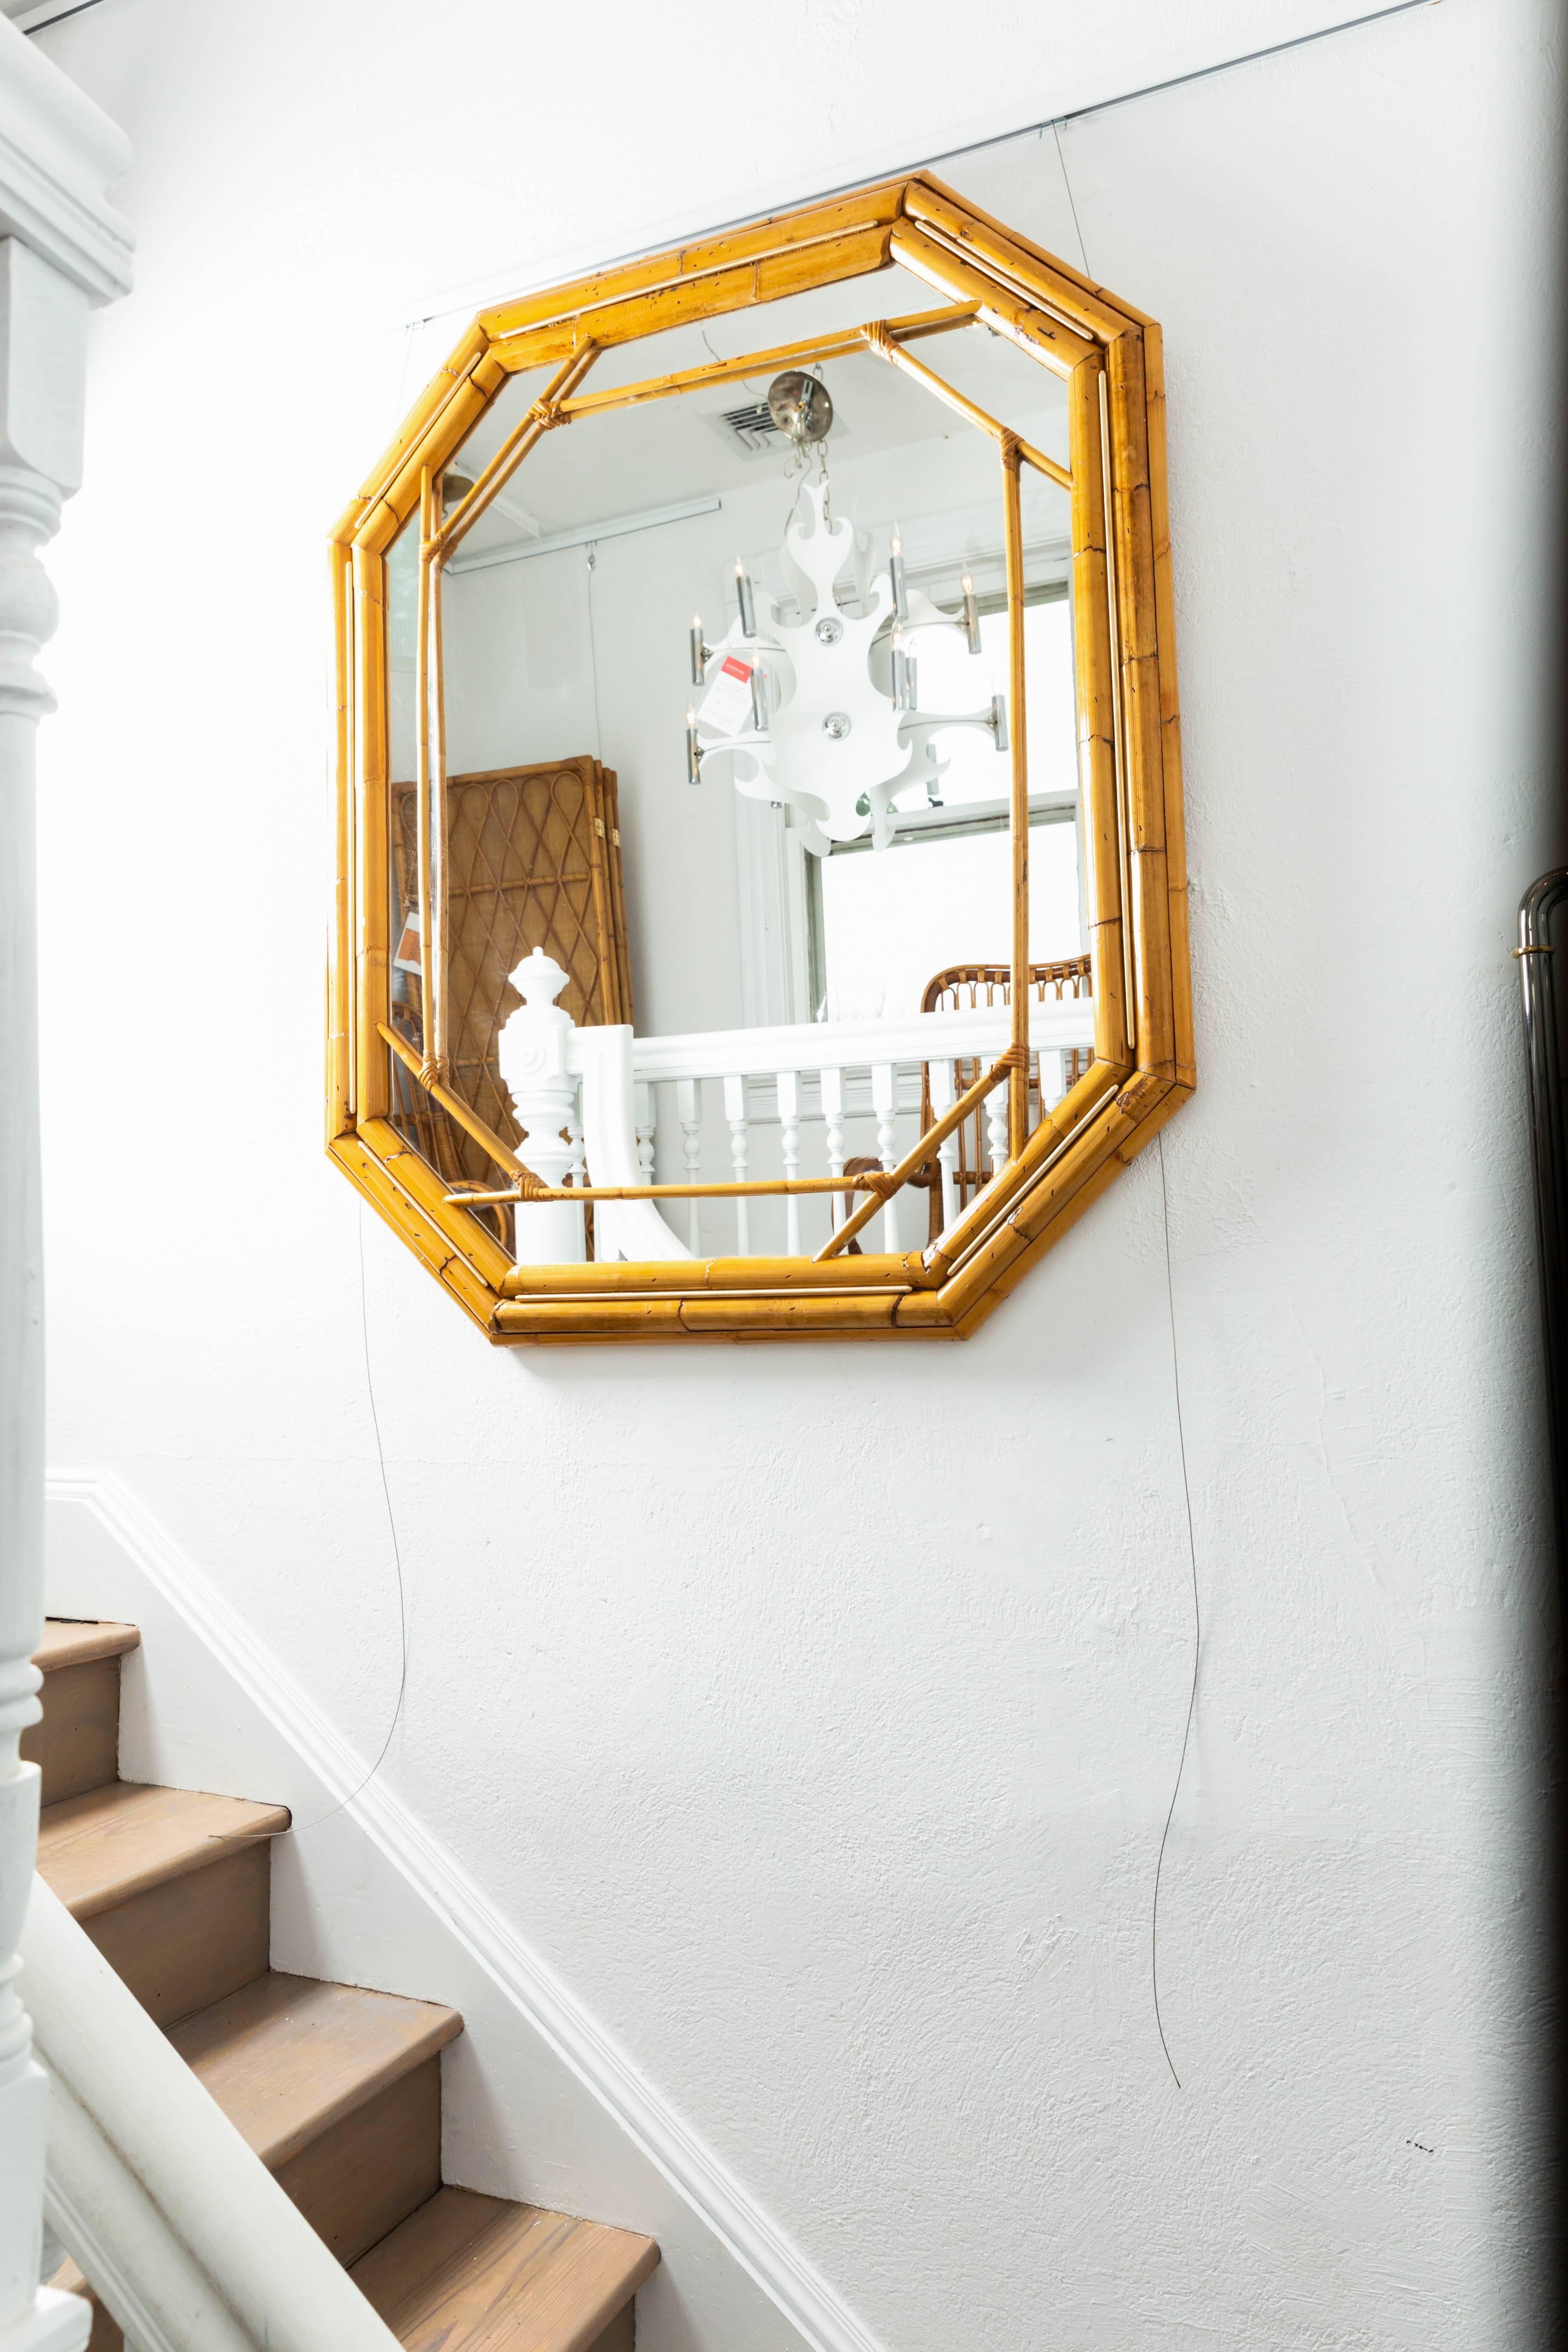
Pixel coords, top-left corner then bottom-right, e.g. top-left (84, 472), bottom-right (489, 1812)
top-left (45, 1465), bottom-right (884, 2352)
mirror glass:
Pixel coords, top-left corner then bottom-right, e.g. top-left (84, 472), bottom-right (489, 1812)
top-left (389, 261), bottom-right (1093, 1262)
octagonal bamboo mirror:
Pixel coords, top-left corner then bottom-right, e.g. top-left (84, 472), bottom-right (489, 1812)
top-left (328, 175), bottom-right (1191, 1343)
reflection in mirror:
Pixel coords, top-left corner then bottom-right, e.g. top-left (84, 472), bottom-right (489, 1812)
top-left (395, 262), bottom-right (1097, 1267)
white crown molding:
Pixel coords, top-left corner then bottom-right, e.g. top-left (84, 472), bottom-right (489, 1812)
top-left (0, 12), bottom-right (130, 301)
top-left (45, 1465), bottom-right (888, 2352)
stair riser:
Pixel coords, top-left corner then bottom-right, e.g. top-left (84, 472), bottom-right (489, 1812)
top-left (85, 1847), bottom-right (272, 2027)
top-left (21, 1657), bottom-right (121, 1804)
top-left (277, 2058), bottom-right (444, 2266)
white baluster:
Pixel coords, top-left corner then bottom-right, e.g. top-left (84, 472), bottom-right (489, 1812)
top-left (1042, 1046), bottom-right (1066, 1113)
top-left (821, 1065), bottom-right (845, 1236)
top-left (872, 1061), bottom-right (900, 1252)
top-left (778, 1069), bottom-right (802, 1255)
top-left (634, 1079), bottom-right (656, 1185)
top-left (677, 1076), bottom-right (703, 1253)
top-left (495, 948), bottom-right (585, 1264)
top-left (723, 1071), bottom-right (750, 1255)
top-left (565, 1100), bottom-right (586, 1187)
top-left (929, 1058), bottom-right (959, 1234)
top-left (985, 1083), bottom-right (1009, 1184)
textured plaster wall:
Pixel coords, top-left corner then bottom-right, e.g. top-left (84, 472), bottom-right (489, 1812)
top-left (31, 2), bottom-right (1562, 2347)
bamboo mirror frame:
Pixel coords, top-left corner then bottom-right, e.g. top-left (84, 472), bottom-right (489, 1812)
top-left (327, 173), bottom-right (1192, 1344)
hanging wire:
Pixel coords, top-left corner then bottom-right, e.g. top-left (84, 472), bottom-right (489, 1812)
top-left (1152, 1131), bottom-right (1200, 2087)
top-left (1047, 119), bottom-right (1200, 2089)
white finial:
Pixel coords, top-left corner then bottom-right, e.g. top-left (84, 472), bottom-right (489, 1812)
top-left (511, 945), bottom-right (570, 1007)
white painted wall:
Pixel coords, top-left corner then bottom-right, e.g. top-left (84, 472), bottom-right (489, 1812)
top-left (28, 3), bottom-right (1561, 2348)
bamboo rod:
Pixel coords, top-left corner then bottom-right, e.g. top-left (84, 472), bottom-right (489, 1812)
top-left (1066, 356), bottom-right (1130, 1074)
top-left (815, 1045), bottom-right (1022, 1262)
top-left (937, 1074), bottom-right (1170, 1326)
top-left (328, 541), bottom-right (354, 1140)
top-left (900, 181), bottom-right (1139, 344)
top-left (346, 323), bottom-right (490, 511)
top-left (861, 326), bottom-right (1071, 489)
top-left (352, 545), bottom-right (391, 1123)
top-left (488, 227), bottom-right (894, 381)
top-left (920, 1057), bottom-right (1122, 1278)
top-left (1099, 365), bottom-right (1138, 1060)
top-left (436, 344), bottom-right (599, 560)
top-left (1106, 327), bottom-right (1175, 1080)
top-left (557, 305), bottom-right (979, 421)
top-left (501, 1253), bottom-right (931, 1297)
top-left (680, 1292), bottom-right (898, 1332)
top-left (1002, 438), bottom-right (1030, 1158)
top-left (582, 771), bottom-right (617, 1023)
top-left (357, 374), bottom-right (496, 555)
top-left (428, 515), bottom-right (449, 1075)
top-left (963, 1083), bottom-right (1188, 1339)
top-left (378, 1021), bottom-right (543, 1189)
top-left (413, 468), bottom-right (435, 1084)
top-left (332, 1132), bottom-right (503, 1337)
top-left (888, 223), bottom-right (1096, 380)
top-left (493, 1296), bottom-right (689, 1338)
top-left (1141, 321), bottom-right (1194, 1088)
top-left (358, 1117), bottom-right (516, 1291)
top-left (911, 174), bottom-right (1157, 332)
top-left (479, 185), bottom-right (906, 344)
top-left (447, 1172), bottom-right (897, 1207)
top-left (459, 1051), bottom-right (1017, 1224)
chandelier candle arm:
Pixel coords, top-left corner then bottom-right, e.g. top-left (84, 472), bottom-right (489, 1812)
top-left (734, 560), bottom-right (756, 640)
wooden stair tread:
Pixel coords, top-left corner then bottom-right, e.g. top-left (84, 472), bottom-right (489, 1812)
top-left (168, 1970), bottom-right (463, 2169)
top-left (34, 1618), bottom-right (140, 1673)
top-left (37, 1781), bottom-right (289, 1920)
top-left (351, 2187), bottom-right (658, 2352)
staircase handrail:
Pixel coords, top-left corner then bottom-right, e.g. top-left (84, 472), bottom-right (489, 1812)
top-left (624, 996), bottom-right (1094, 1085)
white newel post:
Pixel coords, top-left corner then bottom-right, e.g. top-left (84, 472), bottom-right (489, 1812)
top-left (0, 34), bottom-right (130, 2352)
top-left (496, 949), bottom-right (586, 1265)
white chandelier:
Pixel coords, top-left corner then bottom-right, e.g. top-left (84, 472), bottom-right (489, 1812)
top-left (688, 476), bottom-right (1007, 854)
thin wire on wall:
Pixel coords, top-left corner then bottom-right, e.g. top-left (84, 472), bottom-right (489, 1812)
top-left (1152, 1132), bottom-right (1201, 2089)
top-left (1053, 122), bottom-right (1201, 2089)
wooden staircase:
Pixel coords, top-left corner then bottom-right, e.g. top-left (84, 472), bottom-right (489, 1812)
top-left (24, 1618), bottom-right (658, 2352)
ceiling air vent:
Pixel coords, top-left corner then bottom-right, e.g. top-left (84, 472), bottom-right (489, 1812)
top-left (720, 400), bottom-right (783, 454)
top-left (705, 397), bottom-right (847, 459)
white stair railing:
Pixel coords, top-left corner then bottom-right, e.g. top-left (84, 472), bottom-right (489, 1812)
top-left (0, 31), bottom-right (134, 2352)
top-left (23, 1880), bottom-right (403, 2352)
top-left (496, 954), bottom-right (1094, 1263)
